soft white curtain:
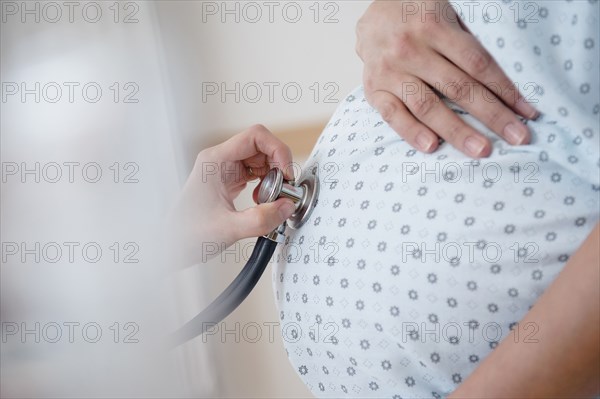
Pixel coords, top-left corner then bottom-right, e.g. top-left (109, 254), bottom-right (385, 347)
top-left (0, 2), bottom-right (215, 396)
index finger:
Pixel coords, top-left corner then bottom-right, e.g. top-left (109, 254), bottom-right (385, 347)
top-left (433, 28), bottom-right (540, 120)
top-left (217, 124), bottom-right (295, 180)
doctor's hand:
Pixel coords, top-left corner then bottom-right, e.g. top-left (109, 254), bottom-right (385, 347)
top-left (356, 0), bottom-right (540, 158)
top-left (169, 125), bottom-right (296, 265)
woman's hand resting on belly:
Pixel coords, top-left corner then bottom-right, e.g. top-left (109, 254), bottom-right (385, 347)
top-left (356, 0), bottom-right (540, 157)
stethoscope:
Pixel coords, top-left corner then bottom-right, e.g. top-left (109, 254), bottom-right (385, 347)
top-left (171, 166), bottom-right (320, 346)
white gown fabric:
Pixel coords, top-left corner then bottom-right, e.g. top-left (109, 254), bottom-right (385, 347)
top-left (273, 1), bottom-right (599, 398)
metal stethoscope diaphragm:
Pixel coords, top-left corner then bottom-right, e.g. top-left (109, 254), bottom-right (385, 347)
top-left (171, 166), bottom-right (319, 346)
top-left (259, 166), bottom-right (320, 239)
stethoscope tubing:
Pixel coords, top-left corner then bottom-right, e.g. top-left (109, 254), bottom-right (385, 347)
top-left (170, 236), bottom-right (277, 347)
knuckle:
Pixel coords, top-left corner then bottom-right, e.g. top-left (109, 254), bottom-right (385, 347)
top-left (248, 124), bottom-right (274, 143)
top-left (499, 81), bottom-right (519, 104)
top-left (391, 32), bottom-right (415, 59)
top-left (409, 95), bottom-right (436, 119)
top-left (363, 74), bottom-right (377, 94)
top-left (445, 123), bottom-right (463, 143)
top-left (356, 16), bottom-right (367, 37)
top-left (416, 17), bottom-right (441, 35)
top-left (463, 48), bottom-right (492, 76)
top-left (453, 82), bottom-right (474, 103)
top-left (485, 109), bottom-right (503, 128)
top-left (249, 123), bottom-right (268, 134)
top-left (378, 100), bottom-right (397, 123)
top-left (485, 81), bottom-right (507, 103)
top-left (355, 22), bottom-right (366, 58)
top-left (445, 81), bottom-right (467, 103)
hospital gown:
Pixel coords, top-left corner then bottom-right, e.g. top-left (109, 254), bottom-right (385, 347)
top-left (273, 1), bottom-right (600, 398)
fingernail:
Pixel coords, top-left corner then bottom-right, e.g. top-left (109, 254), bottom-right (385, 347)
top-left (279, 200), bottom-right (296, 219)
top-left (504, 122), bottom-right (529, 145)
top-left (464, 136), bottom-right (486, 157)
top-left (416, 133), bottom-right (434, 152)
top-left (284, 165), bottom-right (295, 181)
top-left (515, 97), bottom-right (540, 120)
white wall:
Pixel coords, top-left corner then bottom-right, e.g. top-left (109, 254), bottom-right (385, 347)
top-left (153, 1), bottom-right (370, 164)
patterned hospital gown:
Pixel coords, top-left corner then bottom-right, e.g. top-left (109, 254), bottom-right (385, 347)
top-left (273, 1), bottom-right (599, 398)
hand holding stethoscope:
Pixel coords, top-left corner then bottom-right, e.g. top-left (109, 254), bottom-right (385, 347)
top-left (168, 124), bottom-right (320, 345)
top-left (168, 124), bottom-right (297, 266)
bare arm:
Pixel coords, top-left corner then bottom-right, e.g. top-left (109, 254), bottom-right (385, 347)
top-left (449, 223), bottom-right (600, 398)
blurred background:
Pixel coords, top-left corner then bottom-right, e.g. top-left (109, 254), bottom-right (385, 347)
top-left (1, 1), bottom-right (370, 397)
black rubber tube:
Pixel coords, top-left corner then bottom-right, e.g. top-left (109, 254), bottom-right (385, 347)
top-left (170, 237), bottom-right (277, 347)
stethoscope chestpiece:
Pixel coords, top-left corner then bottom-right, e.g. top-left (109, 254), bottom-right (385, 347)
top-left (258, 166), bottom-right (319, 230)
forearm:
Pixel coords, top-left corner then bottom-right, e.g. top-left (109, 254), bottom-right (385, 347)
top-left (449, 223), bottom-right (600, 398)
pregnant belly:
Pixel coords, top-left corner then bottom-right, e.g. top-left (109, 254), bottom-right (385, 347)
top-left (272, 86), bottom-right (599, 398)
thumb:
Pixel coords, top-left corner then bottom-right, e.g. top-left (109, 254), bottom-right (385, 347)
top-left (234, 199), bottom-right (296, 240)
